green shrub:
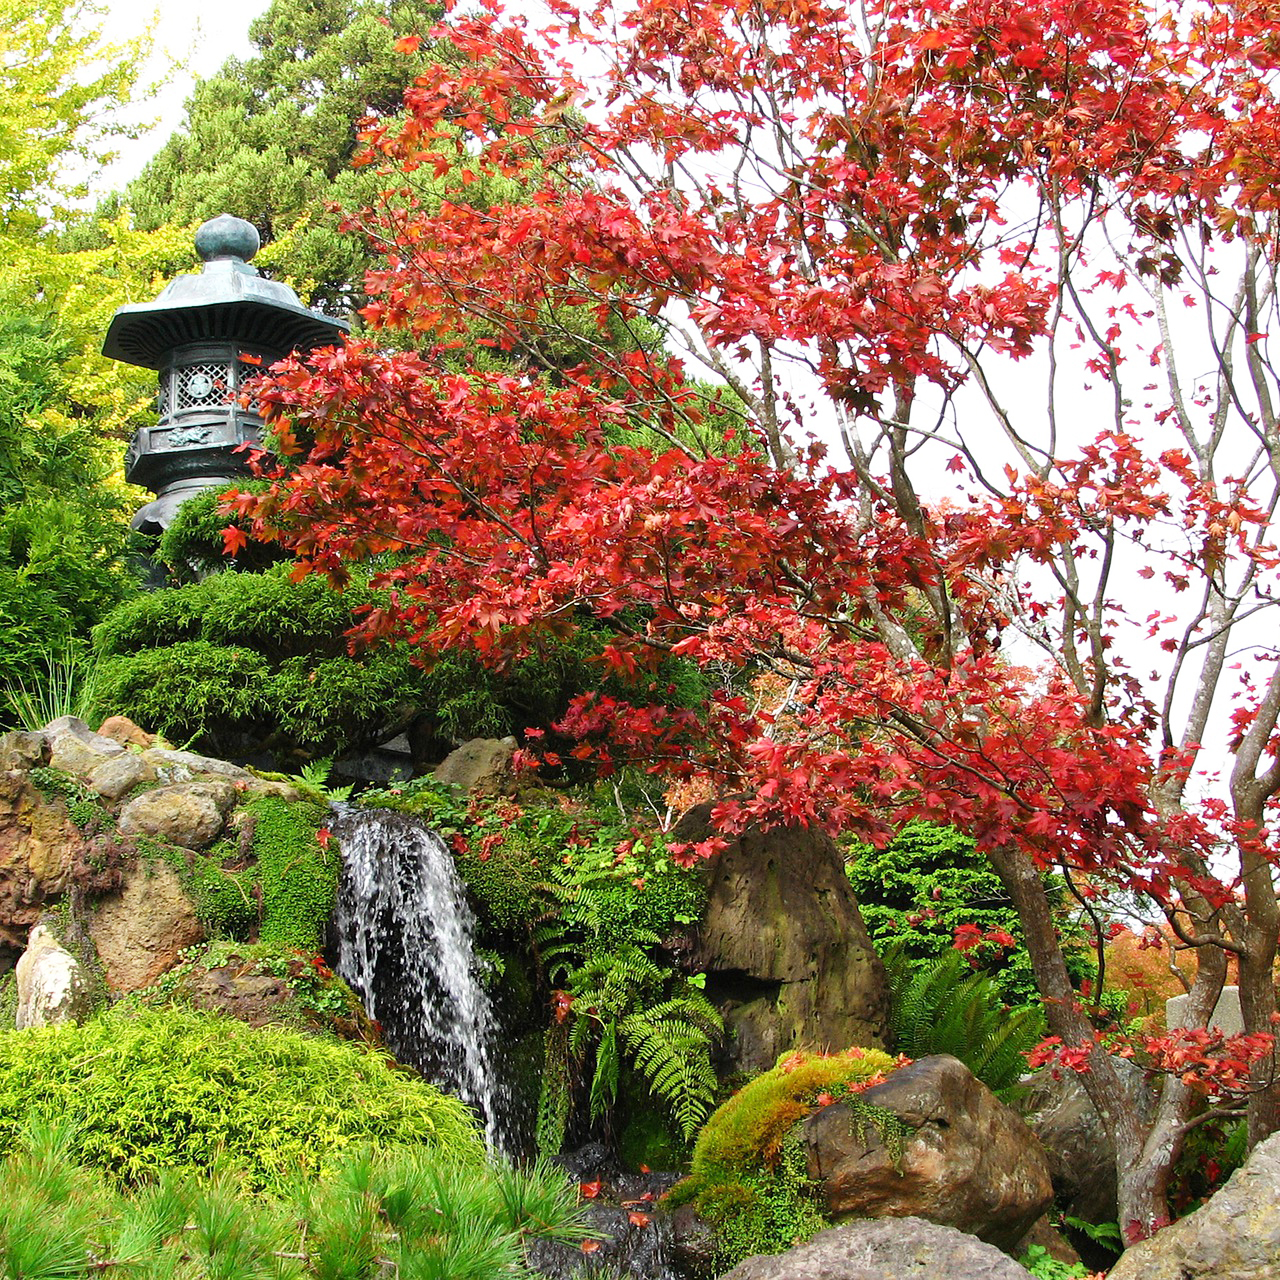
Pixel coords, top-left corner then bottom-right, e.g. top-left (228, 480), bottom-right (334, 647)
top-left (0, 1125), bottom-right (588, 1278)
top-left (846, 821), bottom-right (1091, 1005)
top-left (666, 1048), bottom-right (900, 1269)
top-left (0, 1007), bottom-right (483, 1192)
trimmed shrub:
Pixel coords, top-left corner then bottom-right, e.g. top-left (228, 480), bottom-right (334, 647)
top-left (0, 1007), bottom-right (483, 1191)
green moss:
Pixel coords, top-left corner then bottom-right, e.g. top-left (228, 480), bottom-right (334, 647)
top-left (666, 1047), bottom-right (900, 1270)
top-left (617, 1105), bottom-right (686, 1173)
top-left (248, 795), bottom-right (338, 952)
top-left (27, 766), bottom-right (104, 830)
top-left (0, 1007), bottom-right (483, 1193)
top-left (0, 971), bottom-right (15, 1031)
top-left (143, 798), bottom-right (337, 952)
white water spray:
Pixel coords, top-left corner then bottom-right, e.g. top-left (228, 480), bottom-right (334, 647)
top-left (330, 806), bottom-right (510, 1153)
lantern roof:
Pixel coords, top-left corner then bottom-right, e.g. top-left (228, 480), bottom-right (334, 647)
top-left (102, 214), bottom-right (350, 370)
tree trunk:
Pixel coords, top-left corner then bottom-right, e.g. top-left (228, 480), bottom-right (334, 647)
top-left (985, 844), bottom-right (1172, 1238)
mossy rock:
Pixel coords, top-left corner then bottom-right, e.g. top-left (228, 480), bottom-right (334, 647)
top-left (125, 940), bottom-right (375, 1040)
top-left (666, 1047), bottom-right (901, 1269)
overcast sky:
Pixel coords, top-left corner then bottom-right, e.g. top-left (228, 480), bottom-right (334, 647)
top-left (100, 0), bottom-right (269, 189)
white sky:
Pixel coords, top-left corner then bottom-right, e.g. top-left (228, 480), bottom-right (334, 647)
top-left (98, 0), bottom-right (269, 190)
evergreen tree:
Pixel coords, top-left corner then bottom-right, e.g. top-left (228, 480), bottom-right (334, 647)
top-left (124, 0), bottom-right (446, 311)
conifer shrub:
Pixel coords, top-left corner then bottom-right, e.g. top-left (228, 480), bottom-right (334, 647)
top-left (0, 1008), bottom-right (483, 1192)
top-left (0, 1124), bottom-right (588, 1279)
top-left (666, 1047), bottom-right (901, 1269)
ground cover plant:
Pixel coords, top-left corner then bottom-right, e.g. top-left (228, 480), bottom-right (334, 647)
top-left (234, 0), bottom-right (1280, 1236)
top-left (0, 1122), bottom-right (588, 1280)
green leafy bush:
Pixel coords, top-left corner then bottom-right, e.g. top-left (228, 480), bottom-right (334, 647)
top-left (667, 1048), bottom-right (900, 1269)
top-left (847, 821), bottom-right (1090, 1005)
top-left (0, 1124), bottom-right (588, 1279)
top-left (0, 1008), bottom-right (483, 1192)
top-left (882, 944), bottom-right (1045, 1094)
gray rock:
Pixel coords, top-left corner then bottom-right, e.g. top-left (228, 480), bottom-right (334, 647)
top-left (718, 1216), bottom-right (1036, 1280)
top-left (118, 782), bottom-right (236, 849)
top-left (1108, 1131), bottom-right (1280, 1280)
top-left (806, 1055), bottom-right (1053, 1252)
top-left (1019, 1058), bottom-right (1157, 1224)
top-left (433, 737), bottom-right (518, 796)
top-left (139, 748), bottom-right (254, 785)
top-left (0, 731), bottom-right (49, 774)
top-left (88, 860), bottom-right (205, 992)
top-left (43, 716), bottom-right (125, 776)
top-left (14, 925), bottom-right (92, 1028)
top-left (89, 753), bottom-right (156, 802)
top-left (674, 802), bottom-right (889, 1074)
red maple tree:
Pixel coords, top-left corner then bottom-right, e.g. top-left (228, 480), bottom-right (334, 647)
top-left (231, 0), bottom-right (1280, 1238)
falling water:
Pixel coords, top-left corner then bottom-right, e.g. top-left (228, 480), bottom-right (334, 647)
top-left (330, 806), bottom-right (510, 1153)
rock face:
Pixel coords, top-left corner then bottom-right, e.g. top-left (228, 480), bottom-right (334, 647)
top-left (88, 860), bottom-right (205, 992)
top-left (718, 1216), bottom-right (1036, 1280)
top-left (674, 803), bottom-right (888, 1073)
top-left (1019, 1059), bottom-right (1156, 1224)
top-left (0, 732), bottom-right (86, 959)
top-left (804, 1055), bottom-right (1053, 1251)
top-left (1107, 1131), bottom-right (1280, 1280)
top-left (118, 781), bottom-right (237, 850)
top-left (14, 925), bottom-right (93, 1028)
top-left (433, 737), bottom-right (518, 796)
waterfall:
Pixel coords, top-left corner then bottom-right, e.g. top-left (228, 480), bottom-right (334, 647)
top-left (330, 806), bottom-right (510, 1153)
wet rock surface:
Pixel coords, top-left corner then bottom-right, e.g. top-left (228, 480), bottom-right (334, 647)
top-left (804, 1055), bottom-right (1053, 1251)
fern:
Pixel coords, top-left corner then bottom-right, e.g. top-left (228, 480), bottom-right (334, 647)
top-left (884, 944), bottom-right (1044, 1093)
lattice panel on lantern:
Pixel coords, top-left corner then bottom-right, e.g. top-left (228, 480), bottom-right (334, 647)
top-left (177, 362), bottom-right (231, 409)
top-left (237, 361), bottom-right (261, 413)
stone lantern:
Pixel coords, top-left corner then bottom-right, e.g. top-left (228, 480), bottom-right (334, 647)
top-left (102, 213), bottom-right (350, 535)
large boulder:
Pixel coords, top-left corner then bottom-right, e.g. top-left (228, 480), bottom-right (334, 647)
top-left (675, 804), bottom-right (889, 1073)
top-left (1107, 1131), bottom-right (1280, 1280)
top-left (805, 1055), bottom-right (1053, 1251)
top-left (87, 860), bottom-right (205, 992)
top-left (718, 1216), bottom-right (1036, 1280)
top-left (433, 737), bottom-right (518, 796)
top-left (118, 781), bottom-right (237, 850)
top-left (14, 924), bottom-right (93, 1028)
top-left (1019, 1058), bottom-right (1157, 1224)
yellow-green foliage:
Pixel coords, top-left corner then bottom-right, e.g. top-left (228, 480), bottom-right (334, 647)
top-left (0, 1007), bottom-right (483, 1192)
top-left (668, 1047), bottom-right (899, 1269)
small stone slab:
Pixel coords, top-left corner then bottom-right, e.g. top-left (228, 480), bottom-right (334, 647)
top-left (89, 754), bottom-right (156, 802)
top-left (140, 748), bottom-right (254, 786)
